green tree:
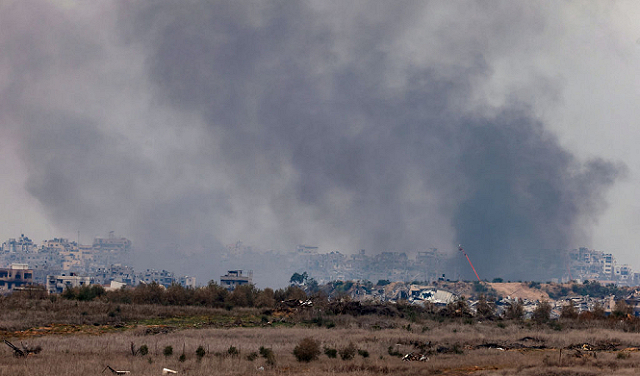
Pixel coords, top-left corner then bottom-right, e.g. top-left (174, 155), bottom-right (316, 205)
top-left (61, 285), bottom-right (76, 300)
top-left (274, 286), bottom-right (307, 302)
top-left (255, 287), bottom-right (275, 308)
top-left (305, 278), bottom-right (319, 293)
top-left (228, 284), bottom-right (258, 307)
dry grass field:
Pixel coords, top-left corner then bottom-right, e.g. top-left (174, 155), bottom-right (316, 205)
top-left (2, 290), bottom-right (640, 375)
top-left (3, 318), bottom-right (640, 376)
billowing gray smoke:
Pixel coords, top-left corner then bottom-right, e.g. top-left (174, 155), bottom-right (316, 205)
top-left (0, 1), bottom-right (623, 284)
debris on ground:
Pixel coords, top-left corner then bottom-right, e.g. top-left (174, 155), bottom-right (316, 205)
top-left (567, 342), bottom-right (620, 352)
top-left (4, 340), bottom-right (41, 357)
top-left (102, 365), bottom-right (131, 375)
top-left (476, 343), bottom-right (505, 351)
top-left (402, 352), bottom-right (429, 361)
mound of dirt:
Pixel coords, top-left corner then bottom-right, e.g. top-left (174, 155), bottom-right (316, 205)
top-left (488, 282), bottom-right (549, 300)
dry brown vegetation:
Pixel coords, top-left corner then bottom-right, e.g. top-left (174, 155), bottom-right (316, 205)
top-left (3, 284), bottom-right (640, 375)
top-left (3, 321), bottom-right (640, 376)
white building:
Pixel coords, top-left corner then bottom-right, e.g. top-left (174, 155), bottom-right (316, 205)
top-left (46, 273), bottom-right (93, 294)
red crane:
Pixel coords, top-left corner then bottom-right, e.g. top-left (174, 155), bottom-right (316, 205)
top-left (458, 244), bottom-right (481, 282)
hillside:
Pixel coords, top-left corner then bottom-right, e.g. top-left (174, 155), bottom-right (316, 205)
top-left (487, 282), bottom-right (549, 300)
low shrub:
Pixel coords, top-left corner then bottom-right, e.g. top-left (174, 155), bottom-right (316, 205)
top-left (388, 346), bottom-right (402, 357)
top-left (339, 342), bottom-right (357, 360)
top-left (259, 346), bottom-right (276, 365)
top-left (196, 345), bottom-right (206, 359)
top-left (324, 347), bottom-right (337, 358)
top-left (293, 337), bottom-right (321, 362)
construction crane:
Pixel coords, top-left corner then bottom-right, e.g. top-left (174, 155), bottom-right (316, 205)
top-left (458, 244), bottom-right (481, 282)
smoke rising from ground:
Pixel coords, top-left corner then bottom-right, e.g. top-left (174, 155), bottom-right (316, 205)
top-left (0, 1), bottom-right (625, 283)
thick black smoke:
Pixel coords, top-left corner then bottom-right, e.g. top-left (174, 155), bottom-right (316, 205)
top-left (0, 1), bottom-right (623, 283)
top-left (452, 114), bottom-right (620, 280)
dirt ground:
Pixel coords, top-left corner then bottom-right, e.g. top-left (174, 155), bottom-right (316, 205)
top-left (487, 283), bottom-right (550, 301)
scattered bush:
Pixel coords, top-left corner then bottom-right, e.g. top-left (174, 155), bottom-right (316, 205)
top-left (139, 345), bottom-right (149, 356)
top-left (339, 342), bottom-right (357, 360)
top-left (617, 351), bottom-right (631, 359)
top-left (475, 295), bottom-right (495, 319)
top-left (387, 346), bottom-right (402, 358)
top-left (293, 337), bottom-right (321, 362)
top-left (324, 347), bottom-right (337, 358)
top-left (560, 301), bottom-right (578, 319)
top-left (196, 345), bottom-right (206, 359)
top-left (441, 297), bottom-right (472, 318)
top-left (246, 352), bottom-right (259, 361)
top-left (62, 285), bottom-right (106, 301)
top-left (358, 349), bottom-right (369, 358)
top-left (591, 303), bottom-right (607, 320)
top-left (259, 346), bottom-right (276, 365)
top-left (504, 299), bottom-right (524, 320)
top-left (613, 300), bottom-right (633, 318)
top-left (532, 300), bottom-right (552, 323)
top-left (163, 346), bottom-right (173, 357)
top-left (548, 322), bottom-right (563, 331)
top-left (227, 346), bottom-right (239, 357)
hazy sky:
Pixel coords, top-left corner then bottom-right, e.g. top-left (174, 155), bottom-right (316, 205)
top-left (1, 1), bottom-right (640, 282)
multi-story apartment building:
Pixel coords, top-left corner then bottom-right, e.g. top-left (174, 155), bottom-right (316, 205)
top-left (220, 270), bottom-right (252, 290)
top-left (46, 273), bottom-right (93, 294)
top-left (0, 264), bottom-right (34, 294)
top-left (137, 269), bottom-right (194, 288)
top-left (603, 253), bottom-right (615, 278)
top-left (1, 234), bottom-right (37, 253)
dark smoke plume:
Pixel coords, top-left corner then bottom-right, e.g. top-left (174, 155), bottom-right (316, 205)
top-left (0, 1), bottom-right (623, 284)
